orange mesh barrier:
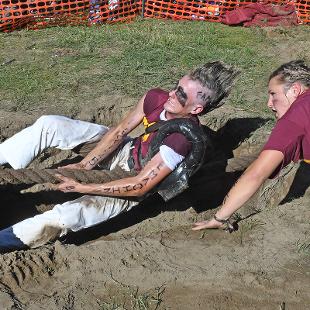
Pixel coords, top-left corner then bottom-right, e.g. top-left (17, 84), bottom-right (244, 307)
top-left (144, 0), bottom-right (309, 24)
top-left (0, 0), bottom-right (309, 31)
top-left (143, 0), bottom-right (225, 22)
top-left (0, 0), bottom-right (140, 31)
top-left (296, 0), bottom-right (310, 23)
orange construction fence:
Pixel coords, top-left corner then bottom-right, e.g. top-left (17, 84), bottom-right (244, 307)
top-left (0, 0), bottom-right (309, 31)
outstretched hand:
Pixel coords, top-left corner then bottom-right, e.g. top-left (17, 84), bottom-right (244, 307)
top-left (54, 173), bottom-right (82, 193)
top-left (192, 217), bottom-right (224, 231)
top-left (58, 162), bottom-right (85, 170)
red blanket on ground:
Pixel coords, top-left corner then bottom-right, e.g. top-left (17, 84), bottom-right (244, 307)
top-left (220, 3), bottom-right (299, 27)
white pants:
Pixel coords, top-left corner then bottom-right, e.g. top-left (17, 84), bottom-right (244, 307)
top-left (0, 115), bottom-right (108, 169)
top-left (0, 115), bottom-right (138, 248)
top-left (12, 194), bottom-right (138, 248)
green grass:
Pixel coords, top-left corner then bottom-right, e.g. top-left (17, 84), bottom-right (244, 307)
top-left (236, 218), bottom-right (265, 245)
top-left (100, 285), bottom-right (165, 310)
top-left (296, 239), bottom-right (310, 255)
top-left (0, 19), bottom-right (309, 113)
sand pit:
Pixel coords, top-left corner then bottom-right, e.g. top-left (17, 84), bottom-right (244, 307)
top-left (0, 103), bottom-right (309, 309)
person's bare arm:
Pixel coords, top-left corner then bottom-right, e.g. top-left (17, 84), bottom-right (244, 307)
top-left (192, 150), bottom-right (284, 231)
top-left (56, 152), bottom-right (172, 197)
top-left (61, 95), bottom-right (146, 170)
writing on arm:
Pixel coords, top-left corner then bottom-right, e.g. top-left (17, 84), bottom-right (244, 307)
top-left (80, 95), bottom-right (146, 170)
top-left (97, 160), bottom-right (166, 197)
top-left (63, 152), bottom-right (172, 197)
top-left (82, 127), bottom-right (130, 169)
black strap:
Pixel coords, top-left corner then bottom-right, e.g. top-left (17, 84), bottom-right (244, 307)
top-left (213, 215), bottom-right (230, 224)
top-left (145, 120), bottom-right (166, 134)
top-left (213, 215), bottom-right (238, 233)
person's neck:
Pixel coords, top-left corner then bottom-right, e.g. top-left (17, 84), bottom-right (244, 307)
top-left (164, 110), bottom-right (191, 120)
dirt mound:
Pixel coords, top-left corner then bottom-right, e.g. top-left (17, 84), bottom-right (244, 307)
top-left (0, 103), bottom-right (309, 309)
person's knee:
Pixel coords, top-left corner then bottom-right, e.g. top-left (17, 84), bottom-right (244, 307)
top-left (53, 201), bottom-right (84, 231)
top-left (34, 115), bottom-right (66, 132)
top-left (58, 210), bottom-right (83, 230)
top-left (55, 198), bottom-right (106, 231)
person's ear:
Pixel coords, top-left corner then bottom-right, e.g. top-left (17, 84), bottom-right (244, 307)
top-left (191, 104), bottom-right (203, 115)
top-left (288, 82), bottom-right (303, 99)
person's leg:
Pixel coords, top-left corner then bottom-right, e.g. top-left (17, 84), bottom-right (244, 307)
top-left (0, 152), bottom-right (6, 166)
top-left (0, 227), bottom-right (28, 253)
top-left (0, 115), bottom-right (108, 169)
top-left (0, 195), bottom-right (138, 252)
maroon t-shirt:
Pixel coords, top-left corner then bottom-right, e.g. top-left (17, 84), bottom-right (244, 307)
top-left (263, 89), bottom-right (310, 177)
top-left (132, 88), bottom-right (200, 171)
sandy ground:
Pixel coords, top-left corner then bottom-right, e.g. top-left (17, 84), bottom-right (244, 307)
top-left (0, 99), bottom-right (309, 310)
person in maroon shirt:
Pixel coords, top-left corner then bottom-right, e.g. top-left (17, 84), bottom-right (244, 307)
top-left (0, 61), bottom-right (239, 252)
top-left (193, 60), bottom-right (310, 232)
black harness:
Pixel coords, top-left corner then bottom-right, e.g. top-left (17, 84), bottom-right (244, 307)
top-left (133, 118), bottom-right (210, 201)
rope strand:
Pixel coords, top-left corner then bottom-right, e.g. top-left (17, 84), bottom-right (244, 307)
top-left (0, 167), bottom-right (134, 186)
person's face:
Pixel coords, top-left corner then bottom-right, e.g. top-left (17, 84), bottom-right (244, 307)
top-left (267, 76), bottom-right (302, 119)
top-left (164, 75), bottom-right (206, 118)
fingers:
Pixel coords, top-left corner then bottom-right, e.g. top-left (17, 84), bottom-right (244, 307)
top-left (20, 183), bottom-right (57, 194)
top-left (58, 165), bottom-right (69, 169)
top-left (58, 164), bottom-right (75, 170)
top-left (54, 173), bottom-right (69, 182)
top-left (54, 173), bottom-right (76, 186)
top-left (193, 221), bottom-right (208, 226)
top-left (58, 163), bottom-right (84, 170)
top-left (54, 172), bottom-right (79, 193)
top-left (54, 173), bottom-right (76, 182)
top-left (58, 163), bottom-right (75, 169)
top-left (192, 221), bottom-right (210, 231)
top-left (192, 218), bottom-right (223, 231)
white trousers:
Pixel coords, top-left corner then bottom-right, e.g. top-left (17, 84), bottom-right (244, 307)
top-left (0, 115), bottom-right (138, 248)
top-left (0, 115), bottom-right (108, 169)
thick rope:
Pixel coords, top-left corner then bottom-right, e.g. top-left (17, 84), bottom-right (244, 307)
top-left (0, 167), bottom-right (134, 187)
top-left (0, 155), bottom-right (255, 188)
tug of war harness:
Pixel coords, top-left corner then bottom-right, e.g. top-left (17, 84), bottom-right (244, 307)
top-left (131, 118), bottom-right (209, 201)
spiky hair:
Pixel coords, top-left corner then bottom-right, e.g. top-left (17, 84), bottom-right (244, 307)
top-left (189, 61), bottom-right (240, 114)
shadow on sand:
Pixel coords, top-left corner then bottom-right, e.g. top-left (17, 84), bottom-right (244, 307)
top-left (3, 116), bottom-right (306, 246)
